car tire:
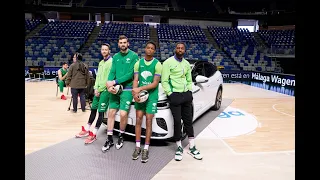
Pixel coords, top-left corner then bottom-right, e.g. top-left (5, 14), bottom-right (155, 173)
top-left (212, 88), bottom-right (222, 111)
top-left (181, 122), bottom-right (187, 140)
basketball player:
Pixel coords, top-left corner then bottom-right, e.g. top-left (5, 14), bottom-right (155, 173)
top-left (102, 35), bottom-right (139, 152)
top-left (75, 43), bottom-right (113, 144)
top-left (161, 42), bottom-right (202, 161)
top-left (65, 53), bottom-right (90, 113)
top-left (131, 41), bottom-right (162, 163)
top-left (57, 62), bottom-right (68, 100)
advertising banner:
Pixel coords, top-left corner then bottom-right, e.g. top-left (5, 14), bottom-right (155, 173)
top-left (220, 70), bottom-right (295, 87)
top-left (24, 67), bottom-right (295, 87)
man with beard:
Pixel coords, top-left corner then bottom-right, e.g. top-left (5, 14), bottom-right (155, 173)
top-left (103, 35), bottom-right (139, 152)
top-left (75, 43), bottom-right (113, 144)
top-left (161, 42), bottom-right (203, 161)
top-left (131, 41), bottom-right (162, 163)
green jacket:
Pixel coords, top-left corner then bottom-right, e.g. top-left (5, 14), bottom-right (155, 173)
top-left (161, 55), bottom-right (192, 95)
top-left (94, 57), bottom-right (113, 92)
top-left (108, 49), bottom-right (139, 88)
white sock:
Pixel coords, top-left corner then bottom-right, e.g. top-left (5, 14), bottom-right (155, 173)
top-left (92, 128), bottom-right (98, 135)
top-left (144, 144), bottom-right (149, 150)
top-left (136, 141), bottom-right (140, 148)
top-left (85, 124), bottom-right (91, 131)
top-left (189, 138), bottom-right (195, 148)
top-left (107, 130), bottom-right (113, 135)
top-left (176, 140), bottom-right (182, 148)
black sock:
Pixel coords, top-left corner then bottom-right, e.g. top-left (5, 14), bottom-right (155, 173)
top-left (95, 112), bottom-right (104, 128)
top-left (87, 109), bottom-right (97, 124)
top-left (119, 132), bottom-right (124, 138)
top-left (108, 135), bottom-right (113, 142)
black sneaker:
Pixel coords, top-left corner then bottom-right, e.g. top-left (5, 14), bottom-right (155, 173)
top-left (115, 135), bottom-right (124, 150)
top-left (141, 149), bottom-right (149, 163)
top-left (132, 147), bottom-right (141, 160)
top-left (102, 140), bottom-right (114, 152)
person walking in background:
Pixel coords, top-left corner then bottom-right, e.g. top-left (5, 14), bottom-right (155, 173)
top-left (66, 52), bottom-right (90, 113)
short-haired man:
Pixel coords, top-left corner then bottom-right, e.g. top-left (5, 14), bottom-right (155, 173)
top-left (57, 62), bottom-right (68, 100)
top-left (75, 43), bottom-right (113, 144)
top-left (102, 35), bottom-right (139, 152)
top-left (161, 42), bottom-right (202, 161)
top-left (131, 41), bottom-right (162, 163)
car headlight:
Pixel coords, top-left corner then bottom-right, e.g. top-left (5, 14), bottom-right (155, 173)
top-left (157, 100), bottom-right (169, 110)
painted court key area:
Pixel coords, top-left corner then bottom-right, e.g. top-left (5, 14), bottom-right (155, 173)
top-left (197, 107), bottom-right (258, 139)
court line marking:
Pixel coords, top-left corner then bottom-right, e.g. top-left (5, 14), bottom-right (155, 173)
top-left (208, 126), bottom-right (295, 156)
top-left (272, 104), bottom-right (295, 118)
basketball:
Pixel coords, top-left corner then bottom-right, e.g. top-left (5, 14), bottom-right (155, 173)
top-left (137, 90), bottom-right (149, 103)
top-left (113, 84), bottom-right (123, 95)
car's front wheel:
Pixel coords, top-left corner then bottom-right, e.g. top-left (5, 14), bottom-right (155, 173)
top-left (212, 88), bottom-right (222, 110)
top-left (181, 122), bottom-right (187, 140)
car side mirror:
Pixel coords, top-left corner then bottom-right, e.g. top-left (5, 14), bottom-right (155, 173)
top-left (195, 75), bottom-right (209, 83)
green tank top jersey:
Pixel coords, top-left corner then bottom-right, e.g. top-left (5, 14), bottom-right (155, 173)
top-left (60, 68), bottom-right (68, 76)
top-left (138, 58), bottom-right (159, 100)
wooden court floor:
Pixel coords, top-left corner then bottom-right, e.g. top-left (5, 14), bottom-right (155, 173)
top-left (25, 81), bottom-right (295, 179)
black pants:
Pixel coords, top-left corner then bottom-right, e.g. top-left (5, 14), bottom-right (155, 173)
top-left (71, 88), bottom-right (86, 112)
top-left (168, 91), bottom-right (194, 141)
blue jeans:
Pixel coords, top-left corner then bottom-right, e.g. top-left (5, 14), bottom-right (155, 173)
top-left (71, 88), bottom-right (86, 112)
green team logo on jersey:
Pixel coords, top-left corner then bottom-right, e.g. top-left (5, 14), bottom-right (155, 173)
top-left (140, 70), bottom-right (153, 85)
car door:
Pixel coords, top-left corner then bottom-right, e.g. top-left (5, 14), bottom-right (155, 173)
top-left (203, 62), bottom-right (220, 105)
top-left (191, 62), bottom-right (209, 117)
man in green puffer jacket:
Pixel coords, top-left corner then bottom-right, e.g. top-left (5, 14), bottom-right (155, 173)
top-left (161, 42), bottom-right (203, 161)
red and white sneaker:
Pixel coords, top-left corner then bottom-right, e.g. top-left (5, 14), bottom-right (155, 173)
top-left (61, 94), bottom-right (67, 100)
top-left (84, 131), bottom-right (97, 144)
top-left (75, 126), bottom-right (89, 138)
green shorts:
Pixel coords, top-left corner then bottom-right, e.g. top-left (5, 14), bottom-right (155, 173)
top-left (135, 99), bottom-right (158, 114)
top-left (109, 90), bottom-right (133, 112)
top-left (91, 90), bottom-right (110, 112)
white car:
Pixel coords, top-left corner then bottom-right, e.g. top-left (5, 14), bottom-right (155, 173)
top-left (109, 60), bottom-right (223, 140)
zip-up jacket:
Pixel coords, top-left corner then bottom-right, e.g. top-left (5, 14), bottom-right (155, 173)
top-left (94, 56), bottom-right (113, 92)
top-left (161, 55), bottom-right (192, 96)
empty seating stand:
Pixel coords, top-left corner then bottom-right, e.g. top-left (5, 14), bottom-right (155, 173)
top-left (25, 19), bottom-right (41, 36)
top-left (156, 24), bottom-right (238, 70)
top-left (25, 19), bottom-right (294, 73)
top-left (208, 26), bottom-right (276, 72)
top-left (25, 21), bottom-right (96, 67)
top-left (257, 29), bottom-right (295, 55)
top-left (98, 22), bottom-right (150, 40)
top-left (81, 22), bottom-right (154, 66)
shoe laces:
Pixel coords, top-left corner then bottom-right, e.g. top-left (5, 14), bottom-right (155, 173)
top-left (142, 149), bottom-right (148, 157)
top-left (104, 140), bottom-right (111, 146)
top-left (117, 136), bottom-right (123, 144)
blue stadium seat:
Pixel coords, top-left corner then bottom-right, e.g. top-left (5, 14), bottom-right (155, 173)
top-left (208, 26), bottom-right (277, 72)
top-left (25, 19), bottom-right (41, 36)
